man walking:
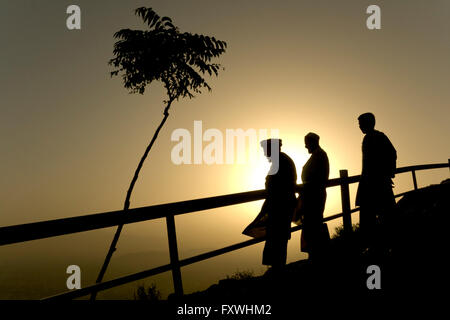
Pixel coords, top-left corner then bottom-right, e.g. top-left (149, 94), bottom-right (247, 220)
top-left (257, 139), bottom-right (297, 272)
top-left (356, 113), bottom-right (397, 249)
top-left (297, 132), bottom-right (330, 261)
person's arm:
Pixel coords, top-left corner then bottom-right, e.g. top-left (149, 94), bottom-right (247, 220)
top-left (384, 135), bottom-right (397, 178)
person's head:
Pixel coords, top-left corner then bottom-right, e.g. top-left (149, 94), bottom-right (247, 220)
top-left (304, 132), bottom-right (320, 154)
top-left (260, 138), bottom-right (282, 161)
top-left (358, 113), bottom-right (376, 134)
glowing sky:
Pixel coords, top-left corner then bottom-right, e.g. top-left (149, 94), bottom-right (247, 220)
top-left (1, 0), bottom-right (449, 299)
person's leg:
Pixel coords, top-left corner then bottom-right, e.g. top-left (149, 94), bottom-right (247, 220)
top-left (272, 238), bottom-right (288, 270)
top-left (360, 206), bottom-right (376, 250)
top-left (262, 239), bottom-right (273, 266)
top-left (266, 237), bottom-right (286, 280)
top-left (308, 223), bottom-right (323, 262)
top-left (279, 238), bottom-right (288, 266)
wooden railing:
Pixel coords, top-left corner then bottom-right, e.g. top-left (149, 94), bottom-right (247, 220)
top-left (0, 160), bottom-right (448, 300)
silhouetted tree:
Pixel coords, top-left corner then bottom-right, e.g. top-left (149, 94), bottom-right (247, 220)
top-left (93, 7), bottom-right (226, 298)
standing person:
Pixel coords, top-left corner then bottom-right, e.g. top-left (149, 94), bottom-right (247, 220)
top-left (296, 132), bottom-right (330, 261)
top-left (356, 113), bottom-right (397, 249)
top-left (244, 139), bottom-right (297, 272)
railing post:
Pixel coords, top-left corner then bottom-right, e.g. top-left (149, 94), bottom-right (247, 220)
top-left (339, 170), bottom-right (352, 233)
top-left (411, 170), bottom-right (418, 190)
top-left (166, 214), bottom-right (183, 296)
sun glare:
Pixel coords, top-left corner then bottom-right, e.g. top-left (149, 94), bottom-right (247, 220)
top-left (239, 141), bottom-right (310, 192)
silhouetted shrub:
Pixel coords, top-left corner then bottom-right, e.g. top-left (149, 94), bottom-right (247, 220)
top-left (134, 283), bottom-right (161, 301)
top-left (225, 270), bottom-right (254, 280)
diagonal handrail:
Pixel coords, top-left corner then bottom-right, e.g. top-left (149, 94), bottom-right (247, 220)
top-left (0, 160), bottom-right (447, 300)
top-left (2, 162), bottom-right (447, 246)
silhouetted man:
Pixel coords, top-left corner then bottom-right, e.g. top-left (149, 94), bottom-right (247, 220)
top-left (258, 139), bottom-right (297, 271)
top-left (356, 113), bottom-right (397, 248)
top-left (297, 133), bottom-right (330, 260)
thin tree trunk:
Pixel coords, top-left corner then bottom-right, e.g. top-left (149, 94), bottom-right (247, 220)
top-left (91, 99), bottom-right (174, 300)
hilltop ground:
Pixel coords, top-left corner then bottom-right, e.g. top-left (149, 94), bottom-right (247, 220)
top-left (141, 180), bottom-right (449, 314)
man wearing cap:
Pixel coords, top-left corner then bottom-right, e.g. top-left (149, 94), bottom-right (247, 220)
top-left (258, 139), bottom-right (297, 271)
top-left (356, 113), bottom-right (397, 248)
top-left (296, 132), bottom-right (330, 260)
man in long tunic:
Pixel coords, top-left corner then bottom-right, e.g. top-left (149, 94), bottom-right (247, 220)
top-left (298, 133), bottom-right (330, 260)
top-left (356, 113), bottom-right (397, 248)
top-left (259, 139), bottom-right (297, 271)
